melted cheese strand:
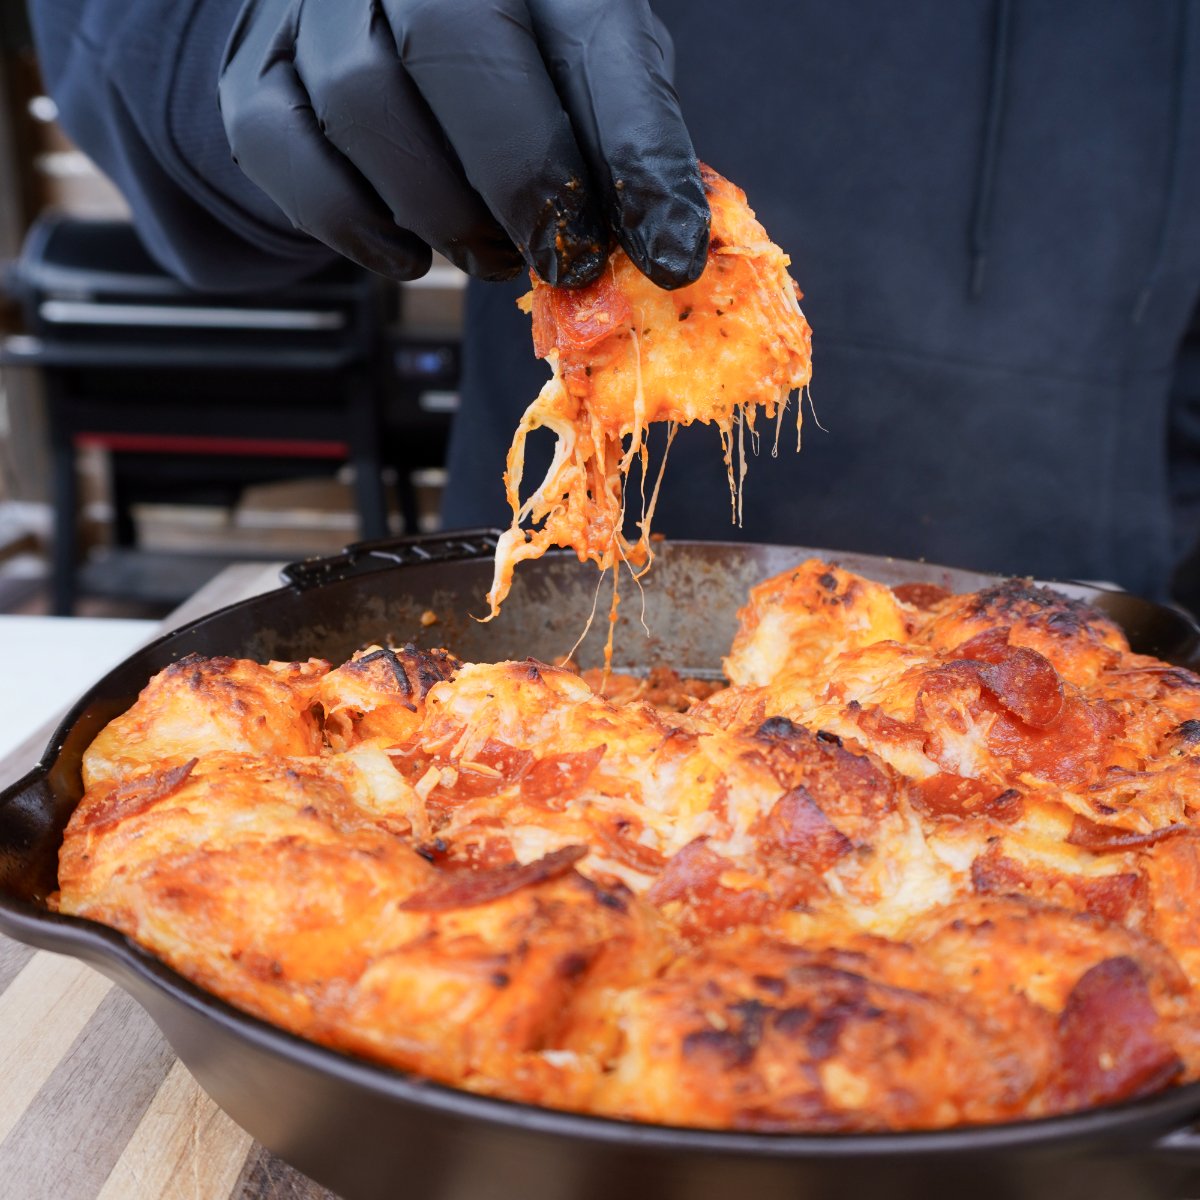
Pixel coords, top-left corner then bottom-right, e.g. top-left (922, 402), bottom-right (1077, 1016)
top-left (486, 165), bottom-right (812, 626)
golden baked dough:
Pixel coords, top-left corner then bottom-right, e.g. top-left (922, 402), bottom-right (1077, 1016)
top-left (56, 565), bottom-right (1200, 1131)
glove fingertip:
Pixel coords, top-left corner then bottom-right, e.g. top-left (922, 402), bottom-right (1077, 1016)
top-left (335, 220), bottom-right (433, 282)
top-left (555, 241), bottom-right (608, 289)
top-left (624, 201), bottom-right (711, 290)
top-left (523, 201), bottom-right (608, 289)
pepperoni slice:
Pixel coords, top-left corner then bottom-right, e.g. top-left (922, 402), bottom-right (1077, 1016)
top-left (399, 845), bottom-right (588, 912)
top-left (956, 631), bottom-right (1065, 728)
top-left (914, 774), bottom-right (1023, 823)
top-left (1057, 957), bottom-right (1182, 1107)
top-left (760, 786), bottom-right (852, 870)
top-left (891, 581), bottom-right (952, 610)
top-left (520, 744), bottom-right (606, 806)
top-left (1066, 815), bottom-right (1189, 854)
top-left (647, 839), bottom-right (774, 932)
top-left (532, 270), bottom-right (633, 358)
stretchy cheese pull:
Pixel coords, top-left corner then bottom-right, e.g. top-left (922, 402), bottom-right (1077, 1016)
top-left (486, 165), bottom-right (813, 624)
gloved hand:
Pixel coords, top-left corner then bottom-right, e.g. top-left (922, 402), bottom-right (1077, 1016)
top-left (218, 0), bottom-right (710, 289)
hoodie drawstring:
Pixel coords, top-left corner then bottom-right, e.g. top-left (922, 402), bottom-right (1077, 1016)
top-left (968, 0), bottom-right (1015, 299)
top-left (1132, 0), bottom-right (1192, 325)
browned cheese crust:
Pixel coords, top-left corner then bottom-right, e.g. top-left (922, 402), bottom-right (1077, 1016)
top-left (56, 563), bottom-right (1200, 1131)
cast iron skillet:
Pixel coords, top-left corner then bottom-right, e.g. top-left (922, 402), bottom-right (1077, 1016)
top-left (4, 531), bottom-right (1200, 1200)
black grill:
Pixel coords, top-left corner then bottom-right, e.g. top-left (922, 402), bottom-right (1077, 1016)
top-left (0, 215), bottom-right (460, 612)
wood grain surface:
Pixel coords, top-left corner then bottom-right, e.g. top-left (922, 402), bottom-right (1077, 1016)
top-left (0, 563), bottom-right (342, 1199)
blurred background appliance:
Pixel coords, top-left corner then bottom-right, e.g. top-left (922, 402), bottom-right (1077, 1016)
top-left (3, 215), bottom-right (397, 615)
top-left (0, 3), bottom-right (466, 615)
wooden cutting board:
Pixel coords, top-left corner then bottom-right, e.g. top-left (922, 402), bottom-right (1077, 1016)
top-left (0, 564), bottom-right (340, 1200)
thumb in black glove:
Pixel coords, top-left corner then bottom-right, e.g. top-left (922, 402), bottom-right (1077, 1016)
top-left (218, 0), bottom-right (710, 289)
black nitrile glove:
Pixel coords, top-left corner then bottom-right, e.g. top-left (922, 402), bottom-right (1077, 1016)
top-left (218, 0), bottom-right (710, 288)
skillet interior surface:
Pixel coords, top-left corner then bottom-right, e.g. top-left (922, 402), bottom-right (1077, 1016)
top-left (4, 535), bottom-right (1200, 1199)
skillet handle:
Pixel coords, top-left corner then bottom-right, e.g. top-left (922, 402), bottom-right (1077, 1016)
top-left (280, 527), bottom-right (503, 590)
top-left (1150, 1124), bottom-right (1200, 1159)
